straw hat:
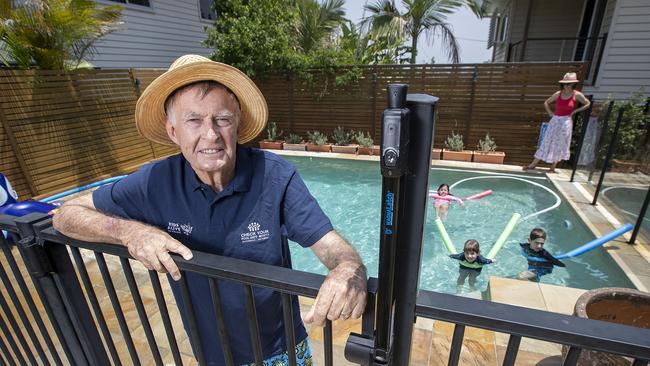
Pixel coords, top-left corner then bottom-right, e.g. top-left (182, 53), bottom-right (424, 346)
top-left (135, 54), bottom-right (268, 145)
top-left (558, 72), bottom-right (579, 84)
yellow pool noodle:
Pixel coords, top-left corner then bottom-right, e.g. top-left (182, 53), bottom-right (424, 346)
top-left (486, 213), bottom-right (521, 260)
top-left (435, 218), bottom-right (457, 254)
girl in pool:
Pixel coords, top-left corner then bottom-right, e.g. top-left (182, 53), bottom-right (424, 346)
top-left (449, 239), bottom-right (494, 292)
top-left (430, 183), bottom-right (463, 221)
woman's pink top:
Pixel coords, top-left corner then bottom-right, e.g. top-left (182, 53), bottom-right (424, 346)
top-left (555, 91), bottom-right (575, 116)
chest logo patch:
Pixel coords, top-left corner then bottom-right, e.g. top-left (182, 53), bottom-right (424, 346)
top-left (241, 221), bottom-right (270, 244)
top-left (167, 222), bottom-right (193, 237)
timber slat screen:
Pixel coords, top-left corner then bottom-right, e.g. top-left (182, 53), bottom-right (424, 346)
top-left (1, 63), bottom-right (584, 200)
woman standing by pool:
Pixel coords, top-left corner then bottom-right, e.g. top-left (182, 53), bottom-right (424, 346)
top-left (524, 72), bottom-right (591, 173)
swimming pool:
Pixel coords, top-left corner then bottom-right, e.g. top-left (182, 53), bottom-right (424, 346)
top-left (284, 156), bottom-right (633, 294)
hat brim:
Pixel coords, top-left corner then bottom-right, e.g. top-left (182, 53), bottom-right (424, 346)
top-left (135, 61), bottom-right (268, 146)
top-left (558, 79), bottom-right (579, 84)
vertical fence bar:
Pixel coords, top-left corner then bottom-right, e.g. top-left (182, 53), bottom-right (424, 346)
top-left (562, 347), bottom-right (581, 366)
top-left (0, 294), bottom-right (27, 366)
top-left (502, 335), bottom-right (522, 366)
top-left (0, 334), bottom-right (16, 366)
top-left (69, 248), bottom-right (121, 366)
top-left (179, 273), bottom-right (206, 366)
top-left (207, 278), bottom-right (233, 366)
top-left (324, 320), bottom-right (333, 366)
top-left (149, 272), bottom-right (183, 366)
top-left (0, 262), bottom-right (44, 365)
top-left (119, 258), bottom-right (163, 366)
top-left (570, 95), bottom-right (594, 182)
top-left (95, 252), bottom-right (141, 366)
top-left (0, 235), bottom-right (62, 366)
top-left (281, 294), bottom-right (297, 366)
top-left (447, 324), bottom-right (466, 366)
top-left (593, 107), bottom-right (625, 205)
top-left (244, 285), bottom-right (263, 366)
top-left (632, 359), bottom-right (648, 366)
top-left (629, 186), bottom-right (650, 244)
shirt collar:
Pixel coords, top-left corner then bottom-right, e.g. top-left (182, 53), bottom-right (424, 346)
top-left (183, 144), bottom-right (253, 193)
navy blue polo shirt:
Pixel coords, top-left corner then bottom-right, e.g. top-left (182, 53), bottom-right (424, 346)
top-left (93, 146), bottom-right (333, 365)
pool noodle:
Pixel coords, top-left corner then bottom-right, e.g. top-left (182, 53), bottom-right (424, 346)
top-left (554, 224), bottom-right (634, 259)
top-left (486, 213), bottom-right (521, 260)
top-left (464, 190), bottom-right (493, 201)
top-left (435, 218), bottom-right (457, 254)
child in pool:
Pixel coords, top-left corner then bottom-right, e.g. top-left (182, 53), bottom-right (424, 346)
top-left (518, 228), bottom-right (565, 282)
top-left (449, 239), bottom-right (493, 292)
top-left (430, 184), bottom-right (463, 221)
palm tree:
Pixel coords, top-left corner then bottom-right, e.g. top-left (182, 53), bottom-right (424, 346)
top-left (361, 0), bottom-right (486, 64)
top-left (0, 0), bottom-right (122, 69)
top-left (296, 0), bottom-right (346, 53)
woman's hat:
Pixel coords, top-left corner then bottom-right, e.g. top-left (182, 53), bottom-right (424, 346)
top-left (558, 72), bottom-right (580, 84)
top-left (135, 54), bottom-right (268, 146)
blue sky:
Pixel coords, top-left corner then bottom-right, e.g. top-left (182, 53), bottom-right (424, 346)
top-left (343, 1), bottom-right (493, 64)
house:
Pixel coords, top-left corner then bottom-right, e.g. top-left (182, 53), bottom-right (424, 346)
top-left (90, 0), bottom-right (214, 68)
top-left (485, 0), bottom-right (650, 100)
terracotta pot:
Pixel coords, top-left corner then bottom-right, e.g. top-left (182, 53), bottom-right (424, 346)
top-left (442, 150), bottom-right (473, 162)
top-left (258, 140), bottom-right (284, 150)
top-left (331, 144), bottom-right (359, 154)
top-left (562, 287), bottom-right (650, 365)
top-left (472, 151), bottom-right (505, 164)
top-left (372, 145), bottom-right (381, 156)
top-left (306, 144), bottom-right (332, 153)
top-left (283, 143), bottom-right (307, 151)
top-left (358, 146), bottom-right (373, 155)
top-left (431, 148), bottom-right (442, 160)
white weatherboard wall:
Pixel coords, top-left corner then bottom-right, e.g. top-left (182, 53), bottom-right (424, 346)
top-left (91, 0), bottom-right (212, 68)
top-left (585, 0), bottom-right (650, 100)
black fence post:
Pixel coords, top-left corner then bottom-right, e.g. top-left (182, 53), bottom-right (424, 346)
top-left (571, 95), bottom-right (594, 182)
top-left (14, 213), bottom-right (110, 366)
top-left (628, 186), bottom-right (650, 245)
top-left (593, 107), bottom-right (626, 205)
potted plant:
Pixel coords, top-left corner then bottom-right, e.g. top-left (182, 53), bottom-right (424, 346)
top-left (431, 147), bottom-right (442, 160)
top-left (330, 126), bottom-right (358, 154)
top-left (472, 133), bottom-right (505, 164)
top-left (283, 133), bottom-right (307, 151)
top-left (258, 122), bottom-right (284, 150)
top-left (355, 131), bottom-right (375, 155)
top-left (442, 131), bottom-right (473, 162)
top-left (306, 131), bottom-right (332, 152)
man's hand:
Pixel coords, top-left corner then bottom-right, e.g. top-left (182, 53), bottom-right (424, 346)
top-left (303, 231), bottom-right (367, 326)
top-left (304, 261), bottom-right (366, 326)
top-left (121, 224), bottom-right (193, 281)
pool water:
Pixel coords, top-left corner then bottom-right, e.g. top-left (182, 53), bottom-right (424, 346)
top-left (285, 156), bottom-right (633, 294)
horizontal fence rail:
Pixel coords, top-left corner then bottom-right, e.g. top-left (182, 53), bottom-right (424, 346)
top-left (0, 213), bottom-right (649, 365)
top-left (1, 63), bottom-right (586, 200)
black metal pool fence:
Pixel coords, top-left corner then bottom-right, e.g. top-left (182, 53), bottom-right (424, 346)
top-left (0, 213), bottom-right (649, 366)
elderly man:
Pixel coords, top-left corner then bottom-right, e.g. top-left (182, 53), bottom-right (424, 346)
top-left (53, 55), bottom-right (367, 365)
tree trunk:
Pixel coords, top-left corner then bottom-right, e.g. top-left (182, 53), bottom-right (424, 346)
top-left (410, 33), bottom-right (419, 64)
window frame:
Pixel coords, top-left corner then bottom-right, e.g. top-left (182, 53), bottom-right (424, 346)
top-left (198, 0), bottom-right (216, 23)
top-left (100, 0), bottom-right (154, 13)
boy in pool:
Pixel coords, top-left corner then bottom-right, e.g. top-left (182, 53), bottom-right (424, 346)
top-left (519, 228), bottom-right (565, 282)
top-left (431, 183), bottom-right (463, 221)
top-left (449, 239), bottom-right (493, 292)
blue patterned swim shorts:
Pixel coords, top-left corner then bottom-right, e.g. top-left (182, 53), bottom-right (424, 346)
top-left (244, 338), bottom-right (313, 366)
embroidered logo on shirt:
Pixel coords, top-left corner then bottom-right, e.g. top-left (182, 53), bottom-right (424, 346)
top-left (241, 221), bottom-right (270, 244)
top-left (167, 222), bottom-right (193, 236)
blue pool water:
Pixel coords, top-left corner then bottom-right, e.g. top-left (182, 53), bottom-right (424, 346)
top-left (284, 156), bottom-right (633, 294)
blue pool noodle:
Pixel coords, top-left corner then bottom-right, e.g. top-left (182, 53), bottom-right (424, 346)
top-left (41, 176), bottom-right (126, 202)
top-left (522, 224), bottom-right (634, 262)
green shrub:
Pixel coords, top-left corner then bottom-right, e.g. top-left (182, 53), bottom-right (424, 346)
top-left (285, 133), bottom-right (302, 144)
top-left (307, 131), bottom-right (328, 145)
top-left (355, 131), bottom-right (374, 147)
top-left (266, 121), bottom-right (283, 141)
top-left (332, 126), bottom-right (353, 146)
top-left (477, 133), bottom-right (497, 153)
top-left (444, 131), bottom-right (464, 152)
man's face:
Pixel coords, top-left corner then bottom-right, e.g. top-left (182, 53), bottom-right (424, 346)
top-left (166, 86), bottom-right (240, 181)
top-left (528, 238), bottom-right (545, 252)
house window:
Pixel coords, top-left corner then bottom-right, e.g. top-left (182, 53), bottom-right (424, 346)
top-left (498, 16), bottom-right (509, 43)
top-left (108, 0), bottom-right (151, 7)
top-left (199, 0), bottom-right (216, 20)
